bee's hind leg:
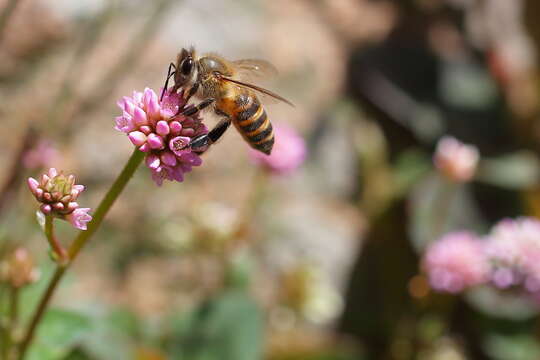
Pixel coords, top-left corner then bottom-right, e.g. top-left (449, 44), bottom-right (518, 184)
top-left (190, 118), bottom-right (231, 154)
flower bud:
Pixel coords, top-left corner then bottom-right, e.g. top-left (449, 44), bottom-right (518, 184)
top-left (434, 136), bottom-right (479, 182)
top-left (28, 168), bottom-right (92, 230)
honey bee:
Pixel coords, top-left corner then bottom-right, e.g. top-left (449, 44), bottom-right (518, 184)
top-left (161, 47), bottom-right (293, 155)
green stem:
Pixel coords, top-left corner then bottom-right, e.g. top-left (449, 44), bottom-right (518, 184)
top-left (9, 287), bottom-right (18, 334)
top-left (1, 288), bottom-right (8, 359)
top-left (3, 286), bottom-right (19, 360)
top-left (68, 149), bottom-right (145, 259)
top-left (17, 149), bottom-right (145, 360)
top-left (44, 216), bottom-right (68, 262)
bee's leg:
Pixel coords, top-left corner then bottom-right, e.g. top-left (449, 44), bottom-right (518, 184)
top-left (179, 97), bottom-right (215, 116)
top-left (190, 118), bottom-right (231, 153)
top-left (183, 81), bottom-right (200, 103)
top-left (160, 62), bottom-right (176, 101)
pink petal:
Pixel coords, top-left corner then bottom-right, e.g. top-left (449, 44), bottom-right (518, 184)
top-left (122, 97), bottom-right (135, 113)
top-left (180, 128), bottom-right (195, 137)
top-left (48, 168), bottom-right (58, 178)
top-left (67, 208), bottom-right (92, 230)
top-left (169, 136), bottom-right (191, 156)
top-left (160, 151), bottom-right (177, 166)
top-left (170, 166), bottom-right (185, 182)
top-left (52, 202), bottom-right (64, 211)
top-left (128, 131), bottom-right (147, 147)
top-left (67, 202), bottom-right (79, 212)
top-left (147, 133), bottom-right (165, 150)
top-left (73, 185), bottom-right (85, 192)
top-left (27, 177), bottom-right (40, 193)
top-left (143, 87), bottom-right (154, 106)
top-left (169, 121), bottom-right (182, 135)
top-left (40, 204), bottom-right (52, 214)
top-left (145, 154), bottom-right (160, 170)
top-left (151, 169), bottom-right (165, 186)
top-left (139, 125), bottom-right (152, 135)
top-left (147, 95), bottom-right (160, 117)
top-left (133, 107), bottom-right (148, 127)
top-left (179, 152), bottom-right (202, 166)
top-left (156, 121), bottom-right (170, 136)
top-left (139, 143), bottom-right (151, 152)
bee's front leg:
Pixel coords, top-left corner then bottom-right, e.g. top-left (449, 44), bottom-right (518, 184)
top-left (178, 97), bottom-right (215, 116)
top-left (183, 81), bottom-right (199, 103)
top-left (190, 118), bottom-right (231, 154)
top-left (160, 62), bottom-right (176, 101)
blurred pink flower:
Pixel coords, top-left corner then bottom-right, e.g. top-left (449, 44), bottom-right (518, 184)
top-left (485, 217), bottom-right (540, 292)
top-left (249, 124), bottom-right (306, 175)
top-left (27, 168), bottom-right (91, 230)
top-left (434, 136), bottom-right (479, 182)
top-left (423, 231), bottom-right (489, 293)
top-left (116, 88), bottom-right (208, 186)
top-left (23, 139), bottom-right (59, 169)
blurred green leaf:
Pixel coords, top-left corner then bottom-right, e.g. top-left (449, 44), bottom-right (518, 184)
top-left (62, 347), bottom-right (95, 360)
top-left (440, 61), bottom-right (498, 110)
top-left (27, 309), bottom-right (92, 360)
top-left (224, 253), bottom-right (254, 290)
top-left (477, 151), bottom-right (540, 189)
top-left (408, 174), bottom-right (486, 252)
top-left (73, 306), bottom-right (136, 360)
top-left (484, 334), bottom-right (540, 360)
top-left (393, 149), bottom-right (431, 197)
top-left (105, 307), bottom-right (141, 339)
top-left (27, 306), bottom-right (137, 360)
top-left (270, 353), bottom-right (359, 360)
top-left (466, 287), bottom-right (539, 320)
top-left (168, 290), bottom-right (263, 360)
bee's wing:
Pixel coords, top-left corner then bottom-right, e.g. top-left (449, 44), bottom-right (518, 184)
top-left (220, 76), bottom-right (294, 107)
top-left (232, 59), bottom-right (278, 83)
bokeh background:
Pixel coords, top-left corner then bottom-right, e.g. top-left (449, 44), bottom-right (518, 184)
top-left (2, 0), bottom-right (540, 359)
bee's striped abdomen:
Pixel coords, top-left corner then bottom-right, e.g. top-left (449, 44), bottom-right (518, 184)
top-left (234, 93), bottom-right (274, 155)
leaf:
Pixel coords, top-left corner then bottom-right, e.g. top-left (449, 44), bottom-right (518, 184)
top-left (393, 149), bottom-right (431, 197)
top-left (477, 151), bottom-right (540, 189)
top-left (484, 334), bottom-right (540, 360)
top-left (408, 173), bottom-right (487, 252)
top-left (62, 347), bottom-right (95, 360)
top-left (465, 287), bottom-right (539, 320)
top-left (73, 307), bottom-right (136, 360)
top-left (167, 290), bottom-right (264, 360)
top-left (27, 309), bottom-right (92, 360)
top-left (27, 306), bottom-right (137, 360)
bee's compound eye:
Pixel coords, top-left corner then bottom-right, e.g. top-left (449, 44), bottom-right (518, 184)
top-left (181, 57), bottom-right (194, 76)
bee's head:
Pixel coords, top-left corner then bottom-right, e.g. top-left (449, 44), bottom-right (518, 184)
top-left (173, 47), bottom-right (197, 91)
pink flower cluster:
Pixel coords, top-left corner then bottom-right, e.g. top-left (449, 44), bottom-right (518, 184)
top-left (486, 218), bottom-right (540, 292)
top-left (115, 88), bottom-right (208, 186)
top-left (423, 217), bottom-right (540, 296)
top-left (27, 168), bottom-right (92, 230)
top-left (433, 136), bottom-right (479, 182)
top-left (249, 124), bottom-right (306, 175)
top-left (423, 232), bottom-right (489, 293)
